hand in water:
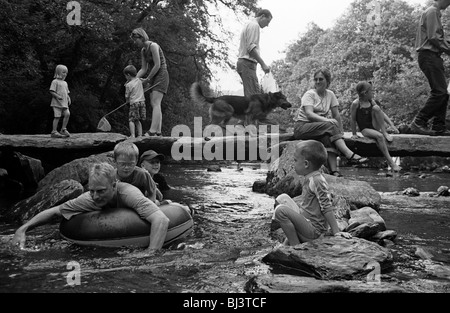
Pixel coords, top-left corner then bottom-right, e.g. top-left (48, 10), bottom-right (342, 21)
top-left (11, 229), bottom-right (26, 249)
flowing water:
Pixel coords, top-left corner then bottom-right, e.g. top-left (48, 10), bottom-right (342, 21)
top-left (0, 163), bottom-right (449, 293)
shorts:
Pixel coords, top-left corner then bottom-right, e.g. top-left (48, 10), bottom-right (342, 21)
top-left (148, 68), bottom-right (169, 94)
top-left (129, 101), bottom-right (146, 122)
top-left (52, 107), bottom-right (70, 118)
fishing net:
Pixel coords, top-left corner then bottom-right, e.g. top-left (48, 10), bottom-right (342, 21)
top-left (97, 117), bottom-right (112, 132)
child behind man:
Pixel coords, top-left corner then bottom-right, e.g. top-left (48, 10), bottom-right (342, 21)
top-left (123, 65), bottom-right (146, 138)
top-left (114, 142), bottom-right (162, 204)
top-left (350, 81), bottom-right (401, 172)
top-left (274, 140), bottom-right (352, 246)
top-left (50, 64), bottom-right (71, 138)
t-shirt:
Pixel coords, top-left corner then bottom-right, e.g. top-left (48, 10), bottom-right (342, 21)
top-left (50, 79), bottom-right (70, 108)
top-left (117, 167), bottom-right (158, 202)
top-left (125, 78), bottom-right (145, 104)
top-left (238, 18), bottom-right (260, 63)
top-left (59, 182), bottom-right (159, 221)
top-left (300, 171), bottom-right (334, 234)
top-left (295, 89), bottom-right (339, 122)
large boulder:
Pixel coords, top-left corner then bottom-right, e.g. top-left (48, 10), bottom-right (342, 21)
top-left (37, 152), bottom-right (115, 191)
top-left (0, 151), bottom-right (45, 196)
top-left (7, 179), bottom-right (84, 223)
top-left (262, 237), bottom-right (393, 280)
top-left (265, 141), bottom-right (381, 210)
top-left (246, 274), bottom-right (407, 293)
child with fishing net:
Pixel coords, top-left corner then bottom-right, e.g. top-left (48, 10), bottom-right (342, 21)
top-left (123, 65), bottom-right (147, 138)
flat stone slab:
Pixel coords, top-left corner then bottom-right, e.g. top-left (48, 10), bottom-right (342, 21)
top-left (246, 274), bottom-right (407, 293)
top-left (262, 237), bottom-right (393, 280)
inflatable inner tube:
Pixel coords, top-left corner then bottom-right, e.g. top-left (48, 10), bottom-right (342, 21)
top-left (60, 203), bottom-right (193, 248)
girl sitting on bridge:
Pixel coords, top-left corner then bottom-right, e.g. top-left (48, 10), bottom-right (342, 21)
top-left (350, 81), bottom-right (401, 172)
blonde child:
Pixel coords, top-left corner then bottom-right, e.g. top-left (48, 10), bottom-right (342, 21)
top-left (350, 81), bottom-right (401, 172)
top-left (113, 142), bottom-right (162, 204)
top-left (123, 65), bottom-right (146, 138)
top-left (274, 140), bottom-right (352, 246)
top-left (50, 65), bottom-right (71, 138)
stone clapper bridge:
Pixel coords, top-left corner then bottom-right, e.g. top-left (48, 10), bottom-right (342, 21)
top-left (0, 132), bottom-right (449, 169)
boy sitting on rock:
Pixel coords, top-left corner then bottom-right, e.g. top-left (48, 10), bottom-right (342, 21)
top-left (274, 140), bottom-right (352, 245)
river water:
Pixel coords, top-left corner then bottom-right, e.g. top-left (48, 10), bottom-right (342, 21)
top-left (0, 163), bottom-right (449, 293)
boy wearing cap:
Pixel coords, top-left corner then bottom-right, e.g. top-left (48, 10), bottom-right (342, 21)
top-left (114, 142), bottom-right (161, 204)
top-left (139, 150), bottom-right (171, 193)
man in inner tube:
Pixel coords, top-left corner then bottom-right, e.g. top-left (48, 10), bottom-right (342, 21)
top-left (12, 162), bottom-right (170, 254)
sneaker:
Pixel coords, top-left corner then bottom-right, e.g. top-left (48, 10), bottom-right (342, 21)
top-left (409, 121), bottom-right (435, 136)
top-left (60, 129), bottom-right (70, 137)
top-left (51, 131), bottom-right (64, 138)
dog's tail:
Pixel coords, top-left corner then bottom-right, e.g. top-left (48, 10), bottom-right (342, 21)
top-left (190, 82), bottom-right (214, 106)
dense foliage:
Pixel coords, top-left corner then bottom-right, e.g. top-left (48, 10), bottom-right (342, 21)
top-left (272, 0), bottom-right (450, 131)
top-left (0, 0), bottom-right (258, 135)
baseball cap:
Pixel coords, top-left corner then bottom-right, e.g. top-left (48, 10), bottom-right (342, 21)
top-left (139, 150), bottom-right (165, 165)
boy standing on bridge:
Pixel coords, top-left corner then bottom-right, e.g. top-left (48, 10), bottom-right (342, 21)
top-left (124, 65), bottom-right (146, 138)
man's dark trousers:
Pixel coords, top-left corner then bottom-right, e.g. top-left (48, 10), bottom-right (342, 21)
top-left (414, 50), bottom-right (449, 132)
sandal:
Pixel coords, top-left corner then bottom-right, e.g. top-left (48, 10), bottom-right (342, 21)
top-left (331, 171), bottom-right (343, 177)
top-left (347, 153), bottom-right (369, 164)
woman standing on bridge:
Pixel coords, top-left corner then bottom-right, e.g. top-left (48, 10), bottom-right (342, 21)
top-left (130, 28), bottom-right (169, 137)
top-left (294, 69), bottom-right (368, 177)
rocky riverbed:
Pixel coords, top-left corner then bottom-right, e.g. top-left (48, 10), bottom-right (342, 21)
top-left (0, 163), bottom-right (449, 293)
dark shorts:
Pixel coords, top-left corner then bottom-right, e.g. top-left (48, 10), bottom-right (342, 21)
top-left (129, 101), bottom-right (146, 122)
top-left (148, 68), bottom-right (169, 95)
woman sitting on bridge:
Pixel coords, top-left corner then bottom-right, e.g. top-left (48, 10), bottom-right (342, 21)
top-left (294, 69), bottom-right (368, 177)
top-left (350, 81), bottom-right (401, 172)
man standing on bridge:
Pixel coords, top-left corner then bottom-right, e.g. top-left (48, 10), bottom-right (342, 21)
top-left (410, 0), bottom-right (450, 136)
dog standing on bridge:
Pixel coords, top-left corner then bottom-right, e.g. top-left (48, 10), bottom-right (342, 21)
top-left (190, 82), bottom-right (292, 129)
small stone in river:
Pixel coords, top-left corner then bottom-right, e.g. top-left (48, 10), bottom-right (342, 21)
top-left (402, 187), bottom-right (420, 197)
top-left (381, 239), bottom-right (395, 249)
top-left (437, 186), bottom-right (449, 197)
top-left (207, 165), bottom-right (221, 172)
top-left (176, 243), bottom-right (186, 250)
